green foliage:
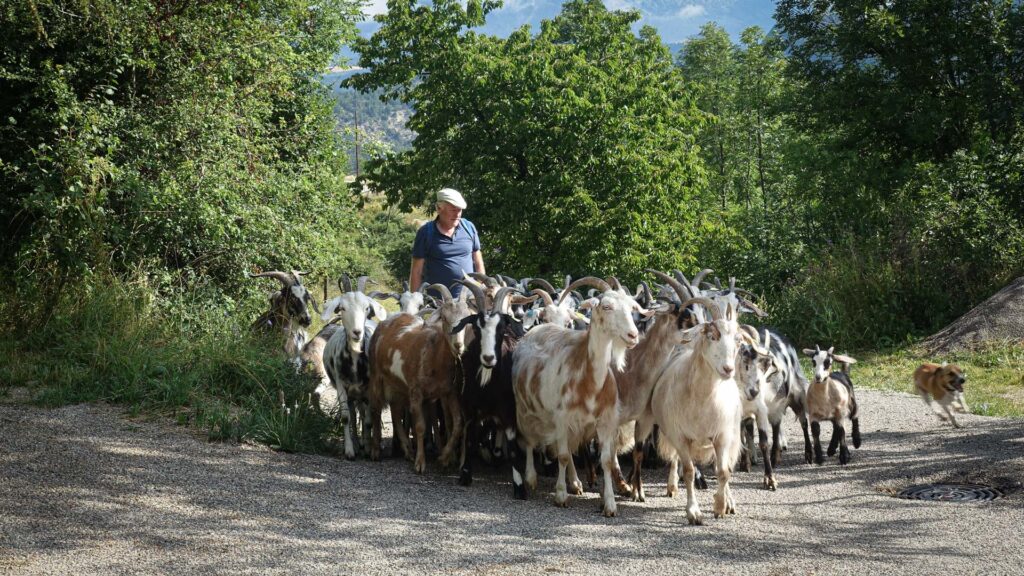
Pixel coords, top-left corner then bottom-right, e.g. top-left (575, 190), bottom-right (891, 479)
top-left (0, 272), bottom-right (336, 453)
top-left (0, 0), bottom-right (364, 298)
top-left (348, 0), bottom-right (706, 282)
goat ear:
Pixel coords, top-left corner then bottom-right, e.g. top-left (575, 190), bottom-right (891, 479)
top-left (321, 296), bottom-right (342, 321)
top-left (678, 325), bottom-right (702, 344)
top-left (578, 297), bottom-right (600, 311)
top-left (369, 300), bottom-right (388, 322)
top-left (833, 353), bottom-right (856, 365)
top-left (450, 315), bottom-right (474, 336)
top-left (802, 348), bottom-right (816, 357)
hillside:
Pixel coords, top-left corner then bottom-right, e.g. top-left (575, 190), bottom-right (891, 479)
top-left (321, 71), bottom-right (415, 173)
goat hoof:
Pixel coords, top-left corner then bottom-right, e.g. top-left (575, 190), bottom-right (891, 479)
top-left (458, 471), bottom-right (472, 487)
top-left (414, 459), bottom-right (426, 474)
top-left (569, 482), bottom-right (584, 496)
top-left (764, 476), bottom-right (777, 491)
top-left (602, 506), bottom-right (618, 518)
top-left (666, 486), bottom-right (678, 498)
top-left (839, 449), bottom-right (850, 465)
top-left (686, 511), bottom-right (703, 525)
top-left (513, 485), bottom-right (527, 500)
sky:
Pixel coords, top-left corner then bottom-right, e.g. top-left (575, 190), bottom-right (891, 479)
top-left (354, 0), bottom-right (777, 48)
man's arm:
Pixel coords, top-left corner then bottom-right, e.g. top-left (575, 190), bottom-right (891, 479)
top-left (472, 250), bottom-right (485, 276)
top-left (410, 257), bottom-right (425, 292)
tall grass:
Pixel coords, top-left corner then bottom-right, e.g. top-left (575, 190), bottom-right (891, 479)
top-left (0, 272), bottom-right (336, 453)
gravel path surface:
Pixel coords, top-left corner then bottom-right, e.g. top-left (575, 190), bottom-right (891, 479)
top-left (1, 389), bottom-right (1022, 575)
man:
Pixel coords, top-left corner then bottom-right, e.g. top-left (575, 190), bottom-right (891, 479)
top-left (410, 188), bottom-right (485, 298)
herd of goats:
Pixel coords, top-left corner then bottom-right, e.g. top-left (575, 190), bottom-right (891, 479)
top-left (244, 268), bottom-right (902, 524)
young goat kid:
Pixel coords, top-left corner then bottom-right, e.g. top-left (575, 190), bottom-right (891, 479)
top-left (803, 346), bottom-right (862, 465)
top-left (914, 363), bottom-right (969, 428)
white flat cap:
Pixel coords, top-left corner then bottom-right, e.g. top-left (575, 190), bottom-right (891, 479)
top-left (436, 187), bottom-right (467, 209)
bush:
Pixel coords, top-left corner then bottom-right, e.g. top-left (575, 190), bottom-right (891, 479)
top-left (0, 271), bottom-right (336, 453)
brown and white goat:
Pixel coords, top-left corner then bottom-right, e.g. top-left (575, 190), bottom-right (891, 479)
top-left (511, 277), bottom-right (648, 517)
top-left (914, 362), bottom-right (969, 428)
top-left (650, 296), bottom-right (743, 525)
top-left (367, 283), bottom-right (471, 473)
top-left (803, 346), bottom-right (861, 465)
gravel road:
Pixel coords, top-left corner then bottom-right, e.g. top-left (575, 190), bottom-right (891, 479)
top-left (1, 389), bottom-right (1022, 575)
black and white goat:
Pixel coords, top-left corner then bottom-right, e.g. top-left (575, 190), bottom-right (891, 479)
top-left (321, 274), bottom-right (388, 459)
top-left (449, 282), bottom-right (536, 493)
top-left (802, 345), bottom-right (862, 465)
top-left (758, 327), bottom-right (814, 466)
top-left (249, 270), bottom-right (320, 370)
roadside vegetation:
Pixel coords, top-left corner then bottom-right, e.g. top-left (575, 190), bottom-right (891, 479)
top-left (1, 0), bottom-right (1021, 453)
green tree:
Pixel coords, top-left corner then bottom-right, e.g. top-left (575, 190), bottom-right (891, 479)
top-left (0, 0), bottom-right (364, 296)
top-left (348, 0), bottom-right (706, 280)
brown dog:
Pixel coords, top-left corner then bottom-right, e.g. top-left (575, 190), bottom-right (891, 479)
top-left (913, 363), bottom-right (969, 427)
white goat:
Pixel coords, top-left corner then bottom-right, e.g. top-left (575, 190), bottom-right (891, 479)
top-left (651, 296), bottom-right (743, 525)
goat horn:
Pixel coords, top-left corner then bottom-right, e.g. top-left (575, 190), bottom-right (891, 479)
top-left (692, 268), bottom-right (714, 287)
top-left (248, 271), bottom-right (294, 287)
top-left (558, 276), bottom-right (611, 304)
top-left (527, 278), bottom-right (556, 294)
top-left (728, 277), bottom-right (737, 292)
top-left (604, 276), bottom-right (623, 291)
top-left (529, 288), bottom-right (554, 306)
top-left (428, 283), bottom-right (455, 304)
top-left (646, 269), bottom-right (695, 306)
top-left (511, 294), bottom-right (541, 306)
top-left (739, 324), bottom-right (761, 344)
top-left (468, 272), bottom-right (499, 288)
top-left (356, 276), bottom-right (373, 294)
top-left (491, 286), bottom-right (519, 315)
top-left (368, 291), bottom-right (398, 302)
top-left (673, 269), bottom-right (691, 287)
top-left (737, 296), bottom-right (768, 318)
top-left (454, 279), bottom-right (486, 312)
top-left (678, 296), bottom-right (723, 323)
top-left (338, 274), bottom-right (353, 294)
top-left (498, 274), bottom-right (519, 288)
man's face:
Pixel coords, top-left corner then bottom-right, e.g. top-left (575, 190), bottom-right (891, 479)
top-left (437, 202), bottom-right (463, 227)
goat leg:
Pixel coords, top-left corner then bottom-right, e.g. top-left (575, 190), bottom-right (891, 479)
top-left (509, 428), bottom-right (528, 500)
top-left (458, 419), bottom-right (475, 487)
top-left (799, 410), bottom-right (814, 465)
top-left (827, 420), bottom-right (841, 456)
top-left (811, 421), bottom-right (825, 465)
top-left (836, 422), bottom-right (850, 465)
top-left (758, 428), bottom-right (776, 490)
top-left (737, 418), bottom-right (754, 472)
top-left (770, 421), bottom-right (783, 468)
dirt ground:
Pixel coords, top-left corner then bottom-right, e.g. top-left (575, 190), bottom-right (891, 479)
top-left (1, 389), bottom-right (1022, 575)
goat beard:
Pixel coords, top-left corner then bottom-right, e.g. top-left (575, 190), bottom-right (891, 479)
top-left (478, 365), bottom-right (493, 387)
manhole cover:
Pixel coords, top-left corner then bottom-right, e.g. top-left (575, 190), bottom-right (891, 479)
top-left (897, 483), bottom-right (1005, 502)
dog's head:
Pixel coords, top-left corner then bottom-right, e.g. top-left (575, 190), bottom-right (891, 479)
top-left (936, 363), bottom-right (966, 393)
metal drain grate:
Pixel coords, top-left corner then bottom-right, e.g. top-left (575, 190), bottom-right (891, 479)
top-left (897, 483), bottom-right (1005, 502)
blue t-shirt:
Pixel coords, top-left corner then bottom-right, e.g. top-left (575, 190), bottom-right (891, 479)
top-left (412, 219), bottom-right (481, 297)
